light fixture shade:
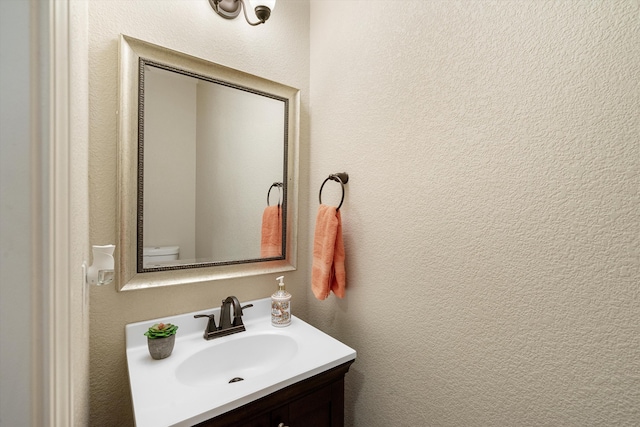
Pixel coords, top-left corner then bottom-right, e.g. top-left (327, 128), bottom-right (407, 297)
top-left (248, 0), bottom-right (276, 13)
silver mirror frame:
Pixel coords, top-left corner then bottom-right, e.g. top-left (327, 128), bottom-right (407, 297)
top-left (117, 35), bottom-right (299, 291)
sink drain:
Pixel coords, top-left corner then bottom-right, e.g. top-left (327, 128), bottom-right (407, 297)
top-left (229, 377), bottom-right (244, 383)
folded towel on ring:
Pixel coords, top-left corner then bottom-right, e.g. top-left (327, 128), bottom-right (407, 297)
top-left (261, 205), bottom-right (282, 257)
top-left (312, 204), bottom-right (346, 300)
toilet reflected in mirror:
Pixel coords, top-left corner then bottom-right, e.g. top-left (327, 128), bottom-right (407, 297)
top-left (143, 246), bottom-right (180, 268)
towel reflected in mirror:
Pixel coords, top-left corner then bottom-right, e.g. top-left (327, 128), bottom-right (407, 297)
top-left (261, 205), bottom-right (282, 257)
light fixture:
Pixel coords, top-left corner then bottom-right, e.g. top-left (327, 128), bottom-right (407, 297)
top-left (209, 0), bottom-right (276, 26)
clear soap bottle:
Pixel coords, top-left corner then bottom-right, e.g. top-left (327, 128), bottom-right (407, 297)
top-left (271, 275), bottom-right (291, 327)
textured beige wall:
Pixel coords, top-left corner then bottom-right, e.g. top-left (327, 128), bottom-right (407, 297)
top-left (309, 1), bottom-right (639, 426)
top-left (89, 1), bottom-right (639, 425)
top-left (88, 1), bottom-right (310, 425)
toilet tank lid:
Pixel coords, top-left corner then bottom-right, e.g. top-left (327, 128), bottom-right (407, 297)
top-left (143, 246), bottom-right (180, 256)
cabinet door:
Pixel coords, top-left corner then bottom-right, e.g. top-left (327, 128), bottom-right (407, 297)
top-left (238, 412), bottom-right (271, 427)
top-left (270, 404), bottom-right (289, 426)
top-left (196, 411), bottom-right (270, 427)
top-left (287, 383), bottom-right (334, 427)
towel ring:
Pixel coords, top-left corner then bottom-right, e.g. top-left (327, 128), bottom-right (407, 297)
top-left (319, 172), bottom-right (349, 210)
top-left (267, 182), bottom-right (283, 206)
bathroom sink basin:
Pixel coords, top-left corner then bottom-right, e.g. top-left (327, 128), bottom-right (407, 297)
top-left (125, 297), bottom-right (356, 427)
top-left (175, 333), bottom-right (297, 387)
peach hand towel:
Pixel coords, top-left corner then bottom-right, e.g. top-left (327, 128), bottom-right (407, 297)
top-left (261, 205), bottom-right (282, 257)
top-left (312, 204), bottom-right (346, 300)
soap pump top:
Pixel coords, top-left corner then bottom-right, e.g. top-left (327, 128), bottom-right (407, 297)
top-left (275, 275), bottom-right (287, 295)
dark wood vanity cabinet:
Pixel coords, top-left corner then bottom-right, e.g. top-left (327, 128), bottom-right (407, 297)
top-left (194, 360), bottom-right (354, 427)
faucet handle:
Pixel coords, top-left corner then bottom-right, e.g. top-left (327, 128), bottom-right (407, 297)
top-left (194, 313), bottom-right (217, 334)
top-left (232, 304), bottom-right (254, 327)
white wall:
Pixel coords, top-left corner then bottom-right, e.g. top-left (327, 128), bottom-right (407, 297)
top-left (309, 1), bottom-right (639, 426)
top-left (2, 1), bottom-right (90, 425)
top-left (196, 82), bottom-right (285, 260)
top-left (144, 67), bottom-right (197, 260)
top-left (0, 1), bottom-right (37, 424)
top-left (88, 1), bottom-right (310, 425)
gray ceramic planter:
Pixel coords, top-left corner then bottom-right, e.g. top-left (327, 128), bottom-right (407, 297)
top-left (147, 335), bottom-right (176, 360)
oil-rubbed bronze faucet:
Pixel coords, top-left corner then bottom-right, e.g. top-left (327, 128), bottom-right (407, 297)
top-left (194, 296), bottom-right (253, 340)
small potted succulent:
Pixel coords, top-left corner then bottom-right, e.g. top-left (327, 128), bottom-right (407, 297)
top-left (144, 322), bottom-right (178, 360)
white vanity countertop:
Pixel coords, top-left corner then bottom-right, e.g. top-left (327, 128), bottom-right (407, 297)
top-left (125, 297), bottom-right (356, 427)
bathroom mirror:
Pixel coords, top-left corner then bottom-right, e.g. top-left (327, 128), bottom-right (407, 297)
top-left (118, 35), bottom-right (299, 291)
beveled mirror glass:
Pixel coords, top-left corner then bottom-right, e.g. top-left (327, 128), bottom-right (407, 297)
top-left (118, 35), bottom-right (299, 291)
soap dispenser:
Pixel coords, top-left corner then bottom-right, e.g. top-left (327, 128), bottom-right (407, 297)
top-left (271, 275), bottom-right (291, 327)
